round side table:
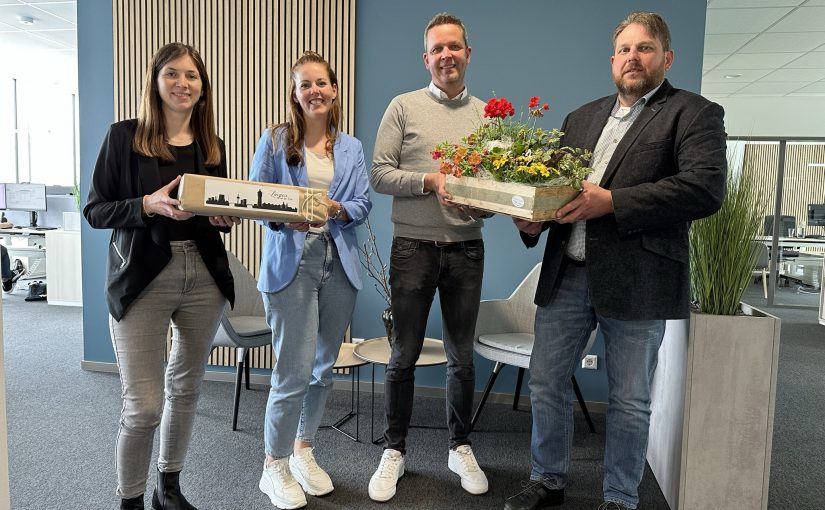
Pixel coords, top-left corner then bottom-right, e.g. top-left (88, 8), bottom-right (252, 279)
top-left (354, 337), bottom-right (447, 443)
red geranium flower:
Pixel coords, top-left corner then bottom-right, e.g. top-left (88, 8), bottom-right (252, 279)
top-left (543, 103), bottom-right (550, 110)
top-left (529, 96), bottom-right (540, 108)
top-left (484, 97), bottom-right (515, 119)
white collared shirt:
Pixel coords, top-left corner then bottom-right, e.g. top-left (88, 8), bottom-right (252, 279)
top-left (428, 81), bottom-right (468, 101)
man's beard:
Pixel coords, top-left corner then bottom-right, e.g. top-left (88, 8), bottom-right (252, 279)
top-left (613, 67), bottom-right (663, 99)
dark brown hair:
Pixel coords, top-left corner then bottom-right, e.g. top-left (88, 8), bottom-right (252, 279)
top-left (613, 12), bottom-right (671, 52)
top-left (272, 51), bottom-right (341, 166)
top-left (133, 42), bottom-right (221, 165)
top-left (423, 12), bottom-right (469, 51)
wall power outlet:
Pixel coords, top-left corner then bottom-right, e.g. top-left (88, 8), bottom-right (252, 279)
top-left (582, 354), bottom-right (598, 370)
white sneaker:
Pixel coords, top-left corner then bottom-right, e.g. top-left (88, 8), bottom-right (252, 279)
top-left (368, 449), bottom-right (405, 502)
top-left (289, 447), bottom-right (334, 496)
top-left (448, 445), bottom-right (489, 495)
top-left (259, 458), bottom-right (307, 509)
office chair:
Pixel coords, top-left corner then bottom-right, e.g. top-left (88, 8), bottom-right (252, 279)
top-left (211, 251), bottom-right (271, 431)
top-left (470, 263), bottom-right (596, 433)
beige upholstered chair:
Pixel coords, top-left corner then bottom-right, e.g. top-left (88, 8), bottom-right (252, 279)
top-left (211, 251), bottom-right (271, 431)
top-left (471, 262), bottom-right (596, 432)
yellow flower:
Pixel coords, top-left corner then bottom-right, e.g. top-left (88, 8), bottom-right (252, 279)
top-left (492, 156), bottom-right (508, 169)
top-left (532, 162), bottom-right (549, 177)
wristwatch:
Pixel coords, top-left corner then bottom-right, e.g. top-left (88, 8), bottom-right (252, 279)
top-left (332, 206), bottom-right (345, 221)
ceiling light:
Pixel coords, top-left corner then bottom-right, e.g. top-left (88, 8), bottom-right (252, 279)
top-left (724, 74), bottom-right (742, 79)
top-left (808, 163), bottom-right (825, 168)
top-left (17, 16), bottom-right (35, 26)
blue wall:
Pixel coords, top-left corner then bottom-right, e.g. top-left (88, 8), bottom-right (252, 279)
top-left (79, 0), bottom-right (708, 401)
top-left (351, 0), bottom-right (708, 399)
top-left (78, 0), bottom-right (114, 363)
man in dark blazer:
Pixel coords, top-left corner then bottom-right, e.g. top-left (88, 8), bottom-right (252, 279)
top-left (505, 12), bottom-right (727, 510)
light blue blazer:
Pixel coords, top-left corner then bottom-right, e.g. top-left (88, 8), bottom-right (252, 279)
top-left (249, 128), bottom-right (372, 293)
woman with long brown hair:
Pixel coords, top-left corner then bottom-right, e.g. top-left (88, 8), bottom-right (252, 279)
top-left (250, 51), bottom-right (370, 509)
top-left (85, 42), bottom-right (239, 510)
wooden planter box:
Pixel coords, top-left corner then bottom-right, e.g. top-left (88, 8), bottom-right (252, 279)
top-left (177, 174), bottom-right (329, 223)
top-left (647, 304), bottom-right (781, 510)
top-left (444, 174), bottom-right (579, 221)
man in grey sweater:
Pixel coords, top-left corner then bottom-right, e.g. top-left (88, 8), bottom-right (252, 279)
top-left (367, 12), bottom-right (491, 503)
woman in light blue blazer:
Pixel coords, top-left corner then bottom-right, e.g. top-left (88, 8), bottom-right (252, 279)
top-left (249, 51), bottom-right (371, 509)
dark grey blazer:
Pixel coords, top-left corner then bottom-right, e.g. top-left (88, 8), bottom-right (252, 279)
top-left (522, 80), bottom-right (727, 320)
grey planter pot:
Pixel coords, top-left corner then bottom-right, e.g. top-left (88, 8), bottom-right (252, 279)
top-left (682, 304), bottom-right (781, 509)
top-left (647, 303), bottom-right (781, 510)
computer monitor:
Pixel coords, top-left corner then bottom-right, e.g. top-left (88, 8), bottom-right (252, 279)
top-left (763, 215), bottom-right (796, 237)
top-left (808, 204), bottom-right (825, 227)
top-left (5, 183), bottom-right (47, 227)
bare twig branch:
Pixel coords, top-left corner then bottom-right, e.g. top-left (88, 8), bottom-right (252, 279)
top-left (359, 217), bottom-right (391, 307)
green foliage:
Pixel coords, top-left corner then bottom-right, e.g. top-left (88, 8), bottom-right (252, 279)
top-left (689, 165), bottom-right (765, 315)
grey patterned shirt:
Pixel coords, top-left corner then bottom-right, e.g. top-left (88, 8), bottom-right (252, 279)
top-left (565, 84), bottom-right (662, 261)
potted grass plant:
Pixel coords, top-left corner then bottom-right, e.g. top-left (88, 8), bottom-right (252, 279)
top-left (651, 158), bottom-right (781, 510)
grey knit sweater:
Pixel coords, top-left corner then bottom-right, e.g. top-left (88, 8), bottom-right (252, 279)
top-left (370, 88), bottom-right (487, 242)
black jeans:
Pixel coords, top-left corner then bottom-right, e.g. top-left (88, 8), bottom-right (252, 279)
top-left (383, 236), bottom-right (484, 453)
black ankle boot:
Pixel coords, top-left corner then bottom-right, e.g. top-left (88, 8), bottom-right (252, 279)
top-left (151, 470), bottom-right (197, 510)
top-left (121, 495), bottom-right (144, 510)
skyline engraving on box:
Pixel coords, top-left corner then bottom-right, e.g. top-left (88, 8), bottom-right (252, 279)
top-left (203, 179), bottom-right (299, 213)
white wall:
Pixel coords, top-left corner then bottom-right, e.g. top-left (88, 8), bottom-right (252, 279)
top-left (708, 95), bottom-right (825, 138)
top-left (0, 43), bottom-right (78, 186)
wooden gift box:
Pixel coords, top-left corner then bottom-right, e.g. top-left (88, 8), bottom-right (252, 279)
top-left (177, 174), bottom-right (329, 223)
top-left (444, 175), bottom-right (580, 221)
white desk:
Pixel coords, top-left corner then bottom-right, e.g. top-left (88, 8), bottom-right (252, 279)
top-left (756, 236), bottom-right (825, 251)
top-left (0, 228), bottom-right (48, 278)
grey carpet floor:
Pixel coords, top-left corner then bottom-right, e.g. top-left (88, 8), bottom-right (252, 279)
top-left (2, 279), bottom-right (822, 509)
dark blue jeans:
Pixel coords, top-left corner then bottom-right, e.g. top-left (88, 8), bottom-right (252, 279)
top-left (383, 236), bottom-right (484, 453)
top-left (530, 264), bottom-right (665, 509)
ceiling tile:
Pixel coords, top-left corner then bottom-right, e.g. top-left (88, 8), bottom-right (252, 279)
top-left (0, 29), bottom-right (64, 50)
top-left (703, 68), bottom-right (772, 82)
top-left (32, 2), bottom-right (75, 24)
top-left (707, 0), bottom-right (804, 7)
top-left (704, 33), bottom-right (758, 54)
top-left (717, 51), bottom-right (803, 69)
top-left (701, 82), bottom-right (751, 94)
top-left (768, 6), bottom-right (825, 32)
top-left (759, 68), bottom-right (825, 81)
top-left (739, 31), bottom-right (825, 53)
top-left (31, 27), bottom-right (73, 46)
top-left (705, 7), bottom-right (794, 34)
top-left (784, 51), bottom-right (825, 68)
top-left (788, 81), bottom-right (825, 94)
top-left (0, 5), bottom-right (73, 30)
top-left (702, 54), bottom-right (727, 70)
top-left (736, 81), bottom-right (810, 94)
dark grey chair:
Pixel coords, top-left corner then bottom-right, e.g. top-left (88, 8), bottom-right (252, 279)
top-left (211, 252), bottom-right (271, 431)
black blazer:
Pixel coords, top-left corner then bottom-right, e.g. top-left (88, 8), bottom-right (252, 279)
top-left (522, 80), bottom-right (727, 320)
top-left (84, 119), bottom-right (235, 321)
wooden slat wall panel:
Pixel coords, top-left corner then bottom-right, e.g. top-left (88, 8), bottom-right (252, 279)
top-left (743, 142), bottom-right (825, 241)
top-left (112, 0), bottom-right (356, 369)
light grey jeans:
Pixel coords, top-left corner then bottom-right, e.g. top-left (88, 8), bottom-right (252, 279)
top-left (109, 241), bottom-right (227, 498)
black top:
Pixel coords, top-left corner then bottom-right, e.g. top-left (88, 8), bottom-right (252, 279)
top-left (83, 119), bottom-right (235, 321)
top-left (159, 143), bottom-right (198, 241)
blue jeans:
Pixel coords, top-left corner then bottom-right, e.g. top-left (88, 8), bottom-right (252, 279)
top-left (262, 232), bottom-right (356, 459)
top-left (109, 241), bottom-right (227, 498)
top-left (383, 237), bottom-right (484, 453)
top-left (529, 263), bottom-right (664, 509)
